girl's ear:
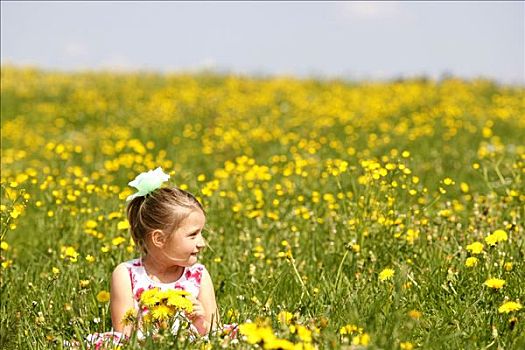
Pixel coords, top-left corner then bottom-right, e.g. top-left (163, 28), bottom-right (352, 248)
top-left (150, 229), bottom-right (167, 248)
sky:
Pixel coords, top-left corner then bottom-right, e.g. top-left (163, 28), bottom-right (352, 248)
top-left (1, 1), bottom-right (524, 85)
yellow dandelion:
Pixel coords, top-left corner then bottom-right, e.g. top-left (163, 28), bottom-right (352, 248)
top-left (111, 236), bottom-right (126, 246)
top-left (121, 308), bottom-right (137, 326)
top-left (150, 304), bottom-right (173, 321)
top-left (408, 310), bottom-right (422, 319)
top-left (339, 324), bottom-right (360, 335)
top-left (498, 301), bottom-right (522, 314)
top-left (466, 242), bottom-right (483, 254)
top-left (492, 229), bottom-right (508, 242)
top-left (239, 322), bottom-right (275, 345)
top-left (485, 235), bottom-right (498, 246)
top-left (296, 325), bottom-right (312, 342)
top-left (96, 290), bottom-right (110, 303)
top-left (263, 337), bottom-right (294, 350)
top-left (379, 268), bottom-right (395, 281)
top-left (85, 220), bottom-right (98, 229)
top-left (79, 280), bottom-right (90, 288)
top-left (400, 341), bottom-right (414, 350)
top-left (352, 333), bottom-right (370, 346)
top-left (117, 220), bottom-right (130, 230)
top-left (465, 257), bottom-right (479, 267)
top-left (140, 288), bottom-right (161, 307)
top-left (484, 278), bottom-right (505, 290)
top-left (61, 246), bottom-right (79, 262)
top-left (10, 208), bottom-right (21, 219)
top-left (460, 182), bottom-right (469, 193)
top-left (166, 290), bottom-right (193, 313)
top-left (443, 177), bottom-right (454, 185)
top-left (485, 230), bottom-right (508, 246)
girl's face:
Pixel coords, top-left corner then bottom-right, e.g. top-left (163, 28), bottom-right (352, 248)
top-left (160, 209), bottom-right (206, 267)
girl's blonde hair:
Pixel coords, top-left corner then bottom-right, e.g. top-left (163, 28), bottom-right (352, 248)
top-left (126, 187), bottom-right (205, 255)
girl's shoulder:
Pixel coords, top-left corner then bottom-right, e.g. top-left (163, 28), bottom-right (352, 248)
top-left (112, 258), bottom-right (142, 281)
top-left (121, 257), bottom-right (143, 268)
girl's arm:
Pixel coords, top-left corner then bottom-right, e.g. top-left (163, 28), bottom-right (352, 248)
top-left (193, 268), bottom-right (219, 335)
top-left (110, 263), bottom-right (135, 336)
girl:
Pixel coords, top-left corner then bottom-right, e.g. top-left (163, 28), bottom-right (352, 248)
top-left (86, 167), bottom-right (222, 348)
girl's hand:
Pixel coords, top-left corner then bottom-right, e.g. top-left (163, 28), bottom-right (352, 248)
top-left (187, 295), bottom-right (206, 321)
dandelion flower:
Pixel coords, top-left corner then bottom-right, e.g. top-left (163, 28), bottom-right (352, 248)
top-left (465, 257), bottom-right (479, 267)
top-left (460, 182), bottom-right (469, 193)
top-left (166, 290), bottom-right (193, 313)
top-left (60, 246), bottom-right (79, 262)
top-left (498, 301), bottom-right (522, 314)
top-left (492, 229), bottom-right (508, 241)
top-left (263, 337), bottom-right (295, 350)
top-left (79, 280), bottom-right (90, 288)
top-left (339, 324), bottom-right (360, 335)
top-left (121, 308), bottom-right (137, 326)
top-left (408, 310), bottom-right (422, 319)
top-left (484, 278), bottom-right (505, 290)
top-left (239, 322), bottom-right (275, 345)
top-left (485, 230), bottom-right (508, 246)
top-left (379, 268), bottom-right (395, 281)
top-left (466, 242), bottom-right (483, 254)
top-left (443, 177), bottom-right (454, 185)
top-left (352, 333), bottom-right (370, 346)
top-left (117, 220), bottom-right (130, 230)
top-left (85, 220), bottom-right (98, 229)
top-left (400, 341), bottom-right (414, 350)
top-left (111, 236), bottom-right (126, 246)
top-left (96, 290), bottom-right (110, 303)
top-left (150, 304), bottom-right (173, 321)
top-left (140, 288), bottom-right (161, 307)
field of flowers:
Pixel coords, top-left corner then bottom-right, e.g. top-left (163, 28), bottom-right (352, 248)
top-left (1, 66), bottom-right (524, 349)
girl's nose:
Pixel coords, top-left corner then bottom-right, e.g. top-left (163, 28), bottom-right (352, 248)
top-left (196, 235), bottom-right (206, 249)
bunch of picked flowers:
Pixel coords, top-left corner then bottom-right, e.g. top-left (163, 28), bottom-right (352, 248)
top-left (122, 288), bottom-right (196, 339)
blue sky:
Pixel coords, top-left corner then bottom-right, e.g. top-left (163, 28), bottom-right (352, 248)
top-left (1, 1), bottom-right (523, 84)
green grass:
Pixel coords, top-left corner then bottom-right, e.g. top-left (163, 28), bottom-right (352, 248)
top-left (1, 67), bottom-right (524, 349)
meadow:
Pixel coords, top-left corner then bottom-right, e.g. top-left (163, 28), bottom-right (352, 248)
top-left (1, 66), bottom-right (524, 349)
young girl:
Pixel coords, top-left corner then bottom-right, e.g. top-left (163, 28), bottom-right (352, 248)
top-left (86, 167), bottom-right (223, 348)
